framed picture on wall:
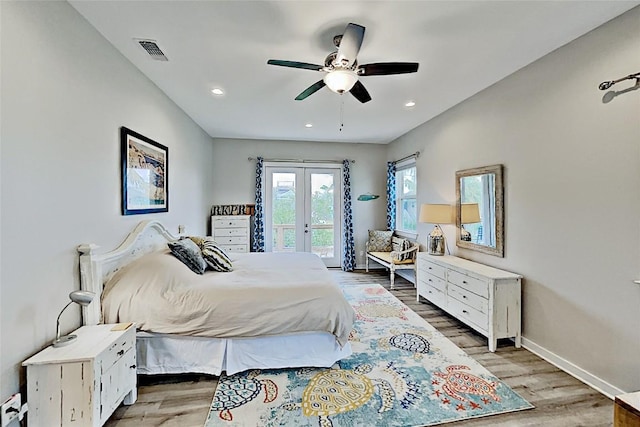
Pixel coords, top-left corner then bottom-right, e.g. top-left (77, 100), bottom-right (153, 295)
top-left (121, 127), bottom-right (168, 215)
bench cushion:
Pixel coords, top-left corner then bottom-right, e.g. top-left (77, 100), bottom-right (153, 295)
top-left (368, 251), bottom-right (415, 265)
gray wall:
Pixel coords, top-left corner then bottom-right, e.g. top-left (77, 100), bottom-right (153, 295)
top-left (390, 7), bottom-right (640, 394)
top-left (211, 138), bottom-right (388, 267)
top-left (1, 1), bottom-right (215, 397)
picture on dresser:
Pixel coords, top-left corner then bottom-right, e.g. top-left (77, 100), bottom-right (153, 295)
top-left (121, 127), bottom-right (168, 215)
top-left (455, 164), bottom-right (504, 257)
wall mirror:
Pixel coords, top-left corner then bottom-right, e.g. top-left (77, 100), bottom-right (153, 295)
top-left (455, 164), bottom-right (504, 257)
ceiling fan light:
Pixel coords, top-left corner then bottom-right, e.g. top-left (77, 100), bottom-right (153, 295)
top-left (324, 70), bottom-right (358, 94)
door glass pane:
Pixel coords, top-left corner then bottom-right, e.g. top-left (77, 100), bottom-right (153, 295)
top-left (272, 173), bottom-right (296, 252)
top-left (310, 173), bottom-right (334, 258)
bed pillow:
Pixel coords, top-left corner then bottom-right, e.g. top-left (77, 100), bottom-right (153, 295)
top-left (201, 237), bottom-right (233, 272)
top-left (368, 230), bottom-right (393, 252)
top-left (167, 238), bottom-right (207, 274)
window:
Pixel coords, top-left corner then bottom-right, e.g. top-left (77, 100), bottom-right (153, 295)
top-left (396, 164), bottom-right (417, 232)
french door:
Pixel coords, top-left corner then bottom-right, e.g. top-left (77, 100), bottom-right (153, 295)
top-left (264, 164), bottom-right (342, 267)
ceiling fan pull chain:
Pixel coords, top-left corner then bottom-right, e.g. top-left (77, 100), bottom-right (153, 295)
top-left (339, 97), bottom-right (344, 132)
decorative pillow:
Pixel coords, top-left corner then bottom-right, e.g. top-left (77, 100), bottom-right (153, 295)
top-left (368, 230), bottom-right (393, 252)
top-left (200, 237), bottom-right (233, 272)
top-left (391, 236), bottom-right (413, 261)
top-left (187, 235), bottom-right (205, 247)
top-left (168, 238), bottom-right (207, 274)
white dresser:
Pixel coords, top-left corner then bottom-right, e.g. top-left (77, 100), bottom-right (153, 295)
top-left (211, 215), bottom-right (250, 253)
top-left (416, 253), bottom-right (522, 352)
top-left (23, 324), bottom-right (137, 426)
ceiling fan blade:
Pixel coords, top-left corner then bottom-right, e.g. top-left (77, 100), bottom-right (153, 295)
top-left (350, 80), bottom-right (371, 103)
top-left (295, 80), bottom-right (326, 101)
top-left (336, 23), bottom-right (365, 67)
top-left (267, 59), bottom-right (324, 71)
top-left (359, 62), bottom-right (419, 76)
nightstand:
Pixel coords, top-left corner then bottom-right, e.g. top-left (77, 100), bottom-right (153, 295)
top-left (23, 323), bottom-right (137, 427)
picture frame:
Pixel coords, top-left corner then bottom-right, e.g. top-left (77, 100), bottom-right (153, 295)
top-left (121, 127), bottom-right (168, 215)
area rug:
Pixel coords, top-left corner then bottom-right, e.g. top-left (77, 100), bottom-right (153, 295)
top-left (205, 284), bottom-right (533, 426)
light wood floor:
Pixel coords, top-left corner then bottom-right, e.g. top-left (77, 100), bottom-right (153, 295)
top-left (105, 270), bottom-right (614, 426)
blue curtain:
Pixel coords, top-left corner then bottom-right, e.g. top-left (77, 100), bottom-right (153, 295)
top-left (342, 160), bottom-right (355, 271)
top-left (252, 157), bottom-right (265, 252)
top-left (386, 162), bottom-right (396, 231)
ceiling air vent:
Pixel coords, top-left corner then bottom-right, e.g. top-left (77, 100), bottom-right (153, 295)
top-left (135, 39), bottom-right (168, 61)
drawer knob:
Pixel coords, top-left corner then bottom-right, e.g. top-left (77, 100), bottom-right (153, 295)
top-left (117, 350), bottom-right (125, 356)
top-left (462, 310), bottom-right (469, 314)
top-left (462, 295), bottom-right (467, 299)
top-left (428, 279), bottom-right (432, 282)
top-left (130, 364), bottom-right (137, 369)
top-left (462, 280), bottom-right (468, 284)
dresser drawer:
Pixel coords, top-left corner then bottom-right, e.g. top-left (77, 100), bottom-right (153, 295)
top-left (421, 285), bottom-right (446, 307)
top-left (447, 296), bottom-right (488, 331)
top-left (101, 328), bottom-right (135, 374)
top-left (220, 244), bottom-right (248, 253)
top-left (448, 284), bottom-right (488, 314)
top-left (215, 236), bottom-right (248, 245)
top-left (420, 261), bottom-right (446, 280)
top-left (214, 227), bottom-right (248, 237)
top-left (420, 273), bottom-right (446, 293)
top-left (447, 270), bottom-right (489, 298)
top-left (213, 218), bottom-right (249, 229)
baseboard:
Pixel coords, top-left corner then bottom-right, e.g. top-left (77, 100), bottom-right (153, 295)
top-left (521, 337), bottom-right (623, 399)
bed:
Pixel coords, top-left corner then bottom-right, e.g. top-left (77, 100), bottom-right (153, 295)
top-left (78, 220), bottom-right (354, 376)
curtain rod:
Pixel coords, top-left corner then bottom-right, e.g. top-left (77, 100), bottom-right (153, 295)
top-left (248, 157), bottom-right (355, 164)
top-left (391, 151), bottom-right (420, 165)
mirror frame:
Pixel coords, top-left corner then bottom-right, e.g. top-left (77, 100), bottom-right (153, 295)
top-left (455, 164), bottom-right (504, 257)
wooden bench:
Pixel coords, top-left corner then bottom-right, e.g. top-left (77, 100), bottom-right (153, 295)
top-left (365, 234), bottom-right (419, 290)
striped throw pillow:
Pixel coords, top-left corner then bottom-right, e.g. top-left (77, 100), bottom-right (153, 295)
top-left (391, 236), bottom-right (412, 261)
top-left (201, 237), bottom-right (233, 272)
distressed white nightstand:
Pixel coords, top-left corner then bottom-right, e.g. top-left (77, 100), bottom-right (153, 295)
top-left (23, 323), bottom-right (137, 427)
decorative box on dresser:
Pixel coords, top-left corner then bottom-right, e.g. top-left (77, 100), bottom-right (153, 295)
top-left (22, 324), bottom-right (137, 427)
top-left (211, 215), bottom-right (251, 253)
top-left (416, 253), bottom-right (522, 352)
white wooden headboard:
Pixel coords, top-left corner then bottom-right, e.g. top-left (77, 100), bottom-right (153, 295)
top-left (77, 220), bottom-right (178, 325)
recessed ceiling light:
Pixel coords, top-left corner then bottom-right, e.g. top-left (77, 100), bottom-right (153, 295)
top-left (211, 88), bottom-right (224, 96)
top-left (305, 123), bottom-right (313, 128)
top-left (405, 101), bottom-right (416, 108)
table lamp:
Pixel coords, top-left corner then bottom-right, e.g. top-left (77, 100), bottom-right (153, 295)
top-left (460, 203), bottom-right (481, 242)
top-left (53, 290), bottom-right (95, 347)
top-left (419, 204), bottom-right (453, 255)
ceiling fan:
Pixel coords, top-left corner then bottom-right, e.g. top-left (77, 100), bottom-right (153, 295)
top-left (267, 23), bottom-right (419, 103)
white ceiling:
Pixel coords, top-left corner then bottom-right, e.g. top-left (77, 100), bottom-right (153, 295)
top-left (69, 1), bottom-right (638, 144)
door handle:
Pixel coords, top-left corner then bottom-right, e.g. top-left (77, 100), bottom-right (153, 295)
top-left (634, 280), bottom-right (640, 285)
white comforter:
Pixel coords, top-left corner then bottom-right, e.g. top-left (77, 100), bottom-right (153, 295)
top-left (102, 250), bottom-right (355, 346)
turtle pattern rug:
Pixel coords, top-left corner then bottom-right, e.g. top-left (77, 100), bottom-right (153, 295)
top-left (205, 284), bottom-right (533, 426)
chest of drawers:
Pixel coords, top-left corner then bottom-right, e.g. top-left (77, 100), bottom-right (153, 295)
top-left (417, 253), bottom-right (522, 352)
top-left (23, 324), bottom-right (137, 426)
top-left (211, 215), bottom-right (250, 253)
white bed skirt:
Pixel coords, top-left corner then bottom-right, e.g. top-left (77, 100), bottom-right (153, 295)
top-left (136, 331), bottom-right (352, 376)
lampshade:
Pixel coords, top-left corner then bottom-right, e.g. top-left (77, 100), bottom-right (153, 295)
top-left (324, 69), bottom-right (358, 94)
top-left (461, 203), bottom-right (481, 224)
top-left (419, 204), bottom-right (454, 224)
top-left (69, 290), bottom-right (95, 305)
